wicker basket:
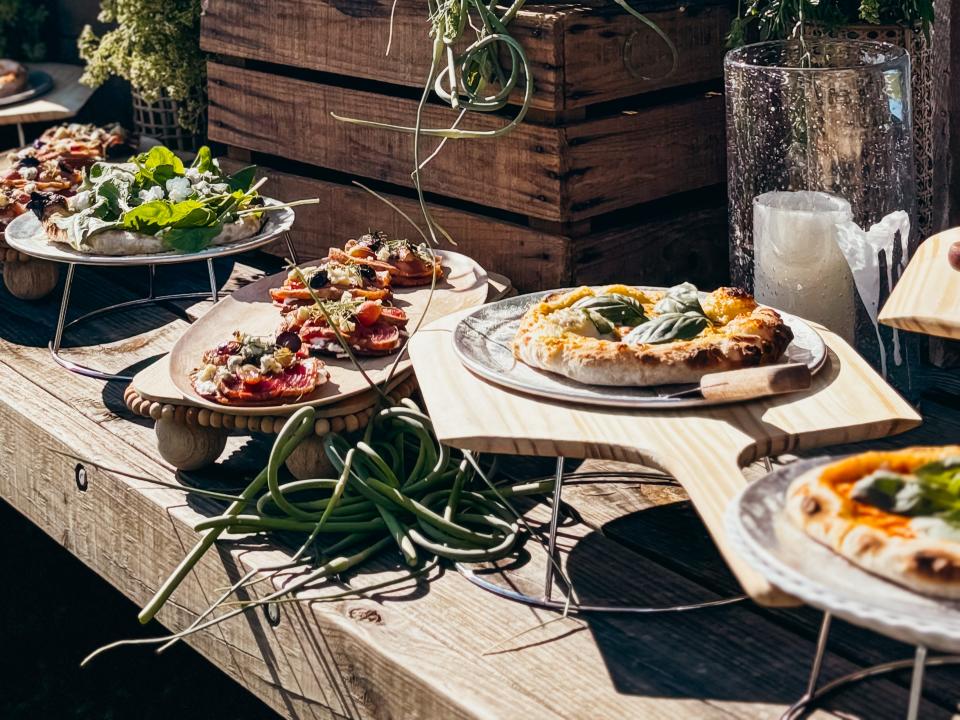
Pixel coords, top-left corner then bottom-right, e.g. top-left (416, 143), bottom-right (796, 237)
top-left (132, 90), bottom-right (204, 152)
top-left (804, 10), bottom-right (952, 241)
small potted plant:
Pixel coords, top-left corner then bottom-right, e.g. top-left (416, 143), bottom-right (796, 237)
top-left (78, 0), bottom-right (205, 150)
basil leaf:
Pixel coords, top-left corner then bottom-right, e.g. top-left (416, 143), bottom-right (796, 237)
top-left (583, 309), bottom-right (613, 335)
top-left (572, 293), bottom-right (647, 327)
top-left (162, 225), bottom-right (222, 253)
top-left (623, 312), bottom-right (710, 345)
top-left (227, 165), bottom-right (257, 193)
top-left (654, 282), bottom-right (705, 315)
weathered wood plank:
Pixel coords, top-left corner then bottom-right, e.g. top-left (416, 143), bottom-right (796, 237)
top-left (2, 261), bottom-right (954, 718)
top-left (206, 63), bottom-right (725, 222)
top-left (200, 0), bottom-right (730, 111)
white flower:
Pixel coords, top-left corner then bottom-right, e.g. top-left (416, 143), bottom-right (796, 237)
top-left (138, 185), bottom-right (165, 203)
top-left (165, 177), bottom-right (192, 202)
top-left (185, 167), bottom-right (201, 182)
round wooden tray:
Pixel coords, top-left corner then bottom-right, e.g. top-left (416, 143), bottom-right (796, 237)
top-left (126, 365), bottom-right (418, 479)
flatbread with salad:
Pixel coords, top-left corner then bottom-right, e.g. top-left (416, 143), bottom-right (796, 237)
top-left (27, 145), bottom-right (314, 256)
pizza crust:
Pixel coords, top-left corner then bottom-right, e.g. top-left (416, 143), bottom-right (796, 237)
top-left (785, 447), bottom-right (960, 599)
top-left (44, 212), bottom-right (264, 256)
top-left (513, 285), bottom-right (794, 386)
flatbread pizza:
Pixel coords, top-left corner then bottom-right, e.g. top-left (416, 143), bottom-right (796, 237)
top-left (513, 283), bottom-right (793, 386)
top-left (786, 447), bottom-right (960, 599)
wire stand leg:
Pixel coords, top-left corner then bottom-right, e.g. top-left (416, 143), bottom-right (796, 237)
top-left (906, 646), bottom-right (927, 720)
top-left (207, 259), bottom-right (219, 303)
top-left (148, 264), bottom-right (156, 299)
top-left (51, 263), bottom-right (76, 353)
top-left (16, 122), bottom-right (24, 148)
top-left (543, 456), bottom-right (565, 602)
top-left (284, 232), bottom-right (300, 265)
top-left (456, 462), bottom-right (746, 614)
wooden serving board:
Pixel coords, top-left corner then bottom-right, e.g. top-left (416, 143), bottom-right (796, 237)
top-left (168, 250), bottom-right (489, 415)
top-left (879, 228), bottom-right (960, 339)
top-left (409, 310), bottom-right (921, 606)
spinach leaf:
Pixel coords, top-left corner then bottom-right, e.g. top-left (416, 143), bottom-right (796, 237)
top-left (120, 199), bottom-right (213, 234)
top-left (623, 312), bottom-right (710, 345)
top-left (191, 145), bottom-right (217, 174)
top-left (162, 225), bottom-right (222, 253)
top-left (655, 282), bottom-right (705, 315)
top-left (227, 165), bottom-right (257, 193)
top-left (134, 146), bottom-right (185, 188)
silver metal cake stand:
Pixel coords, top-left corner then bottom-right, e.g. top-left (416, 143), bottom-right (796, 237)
top-left (729, 456), bottom-right (960, 720)
top-left (455, 456), bottom-right (753, 615)
top-left (4, 203), bottom-right (297, 381)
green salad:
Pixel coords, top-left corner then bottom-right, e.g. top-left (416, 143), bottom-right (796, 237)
top-left (48, 145), bottom-right (305, 253)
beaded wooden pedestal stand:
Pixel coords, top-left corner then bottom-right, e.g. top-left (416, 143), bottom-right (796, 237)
top-left (124, 354), bottom-right (418, 479)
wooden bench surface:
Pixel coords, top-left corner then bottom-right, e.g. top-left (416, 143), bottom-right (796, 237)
top-left (0, 252), bottom-right (958, 719)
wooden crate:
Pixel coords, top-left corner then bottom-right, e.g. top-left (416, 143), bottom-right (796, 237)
top-left (203, 0), bottom-right (731, 287)
top-left (225, 160), bottom-right (728, 292)
top-left (201, 0), bottom-right (731, 111)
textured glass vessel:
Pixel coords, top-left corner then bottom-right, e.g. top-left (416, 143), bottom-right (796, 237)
top-left (725, 40), bottom-right (916, 384)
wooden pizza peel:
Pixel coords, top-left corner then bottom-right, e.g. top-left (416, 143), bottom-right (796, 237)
top-left (408, 309), bottom-right (921, 606)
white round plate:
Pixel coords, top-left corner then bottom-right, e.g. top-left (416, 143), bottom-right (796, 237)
top-left (0, 70), bottom-right (53, 107)
top-left (727, 457), bottom-right (960, 653)
top-left (4, 198), bottom-right (294, 267)
top-left (452, 288), bottom-right (828, 408)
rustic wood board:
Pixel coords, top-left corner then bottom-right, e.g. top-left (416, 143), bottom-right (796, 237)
top-left (0, 255), bottom-right (955, 719)
top-left (206, 63), bottom-right (725, 222)
top-left (880, 228), bottom-right (960, 339)
top-left (200, 0), bottom-right (730, 111)
top-left (221, 160), bottom-right (729, 293)
top-left (168, 251), bottom-right (487, 415)
top-left (0, 63), bottom-right (93, 125)
top-left (409, 309), bottom-right (922, 605)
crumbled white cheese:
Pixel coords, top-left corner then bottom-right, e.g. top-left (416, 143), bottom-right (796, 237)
top-left (376, 246), bottom-right (392, 262)
top-left (226, 354), bottom-right (243, 371)
top-left (197, 363), bottom-right (218, 382)
top-left (138, 185), bottom-right (165, 203)
top-left (165, 177), bottom-right (192, 203)
top-left (18, 166), bottom-right (37, 180)
top-left (23, 182), bottom-right (35, 194)
top-left (68, 190), bottom-right (93, 212)
top-left (195, 380), bottom-right (218, 396)
top-left (259, 354), bottom-right (282, 375)
top-left (325, 263), bottom-right (359, 287)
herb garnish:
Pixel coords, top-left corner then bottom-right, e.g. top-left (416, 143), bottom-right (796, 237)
top-left (573, 293), bottom-right (647, 334)
top-left (851, 457), bottom-right (960, 526)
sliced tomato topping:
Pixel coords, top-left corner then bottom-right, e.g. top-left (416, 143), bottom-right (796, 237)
top-left (355, 301), bottom-right (382, 326)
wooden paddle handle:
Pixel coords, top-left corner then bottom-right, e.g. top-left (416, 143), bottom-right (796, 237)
top-left (699, 364), bottom-right (812, 402)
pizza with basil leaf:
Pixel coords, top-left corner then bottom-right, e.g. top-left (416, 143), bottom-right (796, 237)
top-left (786, 447), bottom-right (960, 598)
top-left (512, 283), bottom-right (793, 386)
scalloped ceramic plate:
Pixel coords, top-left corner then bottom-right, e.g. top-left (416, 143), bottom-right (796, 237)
top-left (727, 456), bottom-right (960, 653)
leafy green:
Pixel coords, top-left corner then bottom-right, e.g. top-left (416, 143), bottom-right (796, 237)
top-left (623, 311), bottom-right (710, 345)
top-left (851, 460), bottom-right (960, 528)
top-left (573, 294), bottom-right (647, 328)
top-left (227, 165), bottom-right (257, 193)
top-left (163, 225), bottom-right (224, 253)
top-left (133, 146), bottom-right (185, 188)
top-left (654, 282), bottom-right (705, 316)
top-left (120, 199), bottom-right (216, 234)
top-left (191, 146), bottom-right (217, 174)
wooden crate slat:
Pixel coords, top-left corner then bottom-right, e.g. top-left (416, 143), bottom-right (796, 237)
top-left (207, 63), bottom-right (725, 222)
top-left (224, 159), bottom-right (728, 291)
top-left (200, 0), bottom-right (730, 111)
